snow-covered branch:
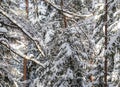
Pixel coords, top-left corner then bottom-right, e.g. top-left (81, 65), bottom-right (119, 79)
top-left (0, 6), bottom-right (45, 57)
top-left (0, 41), bottom-right (44, 67)
top-left (43, 0), bottom-right (93, 19)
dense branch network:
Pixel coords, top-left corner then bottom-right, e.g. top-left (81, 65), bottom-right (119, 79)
top-left (43, 0), bottom-right (93, 19)
top-left (0, 6), bottom-right (45, 57)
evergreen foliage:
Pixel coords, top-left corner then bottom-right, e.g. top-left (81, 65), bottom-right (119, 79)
top-left (0, 0), bottom-right (119, 87)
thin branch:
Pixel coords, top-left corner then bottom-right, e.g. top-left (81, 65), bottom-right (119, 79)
top-left (0, 42), bottom-right (44, 67)
top-left (34, 41), bottom-right (45, 57)
top-left (0, 22), bottom-right (18, 28)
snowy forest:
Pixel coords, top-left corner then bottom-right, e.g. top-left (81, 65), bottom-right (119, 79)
top-left (0, 0), bottom-right (120, 87)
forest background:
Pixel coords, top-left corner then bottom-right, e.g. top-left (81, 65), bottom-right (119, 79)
top-left (0, 0), bottom-right (120, 87)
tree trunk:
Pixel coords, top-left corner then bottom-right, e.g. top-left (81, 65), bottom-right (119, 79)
top-left (23, 0), bottom-right (29, 87)
top-left (25, 0), bottom-right (29, 19)
top-left (60, 0), bottom-right (67, 28)
top-left (104, 0), bottom-right (108, 86)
